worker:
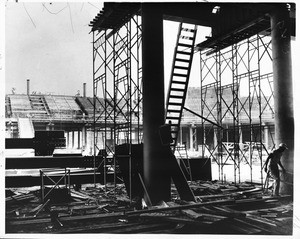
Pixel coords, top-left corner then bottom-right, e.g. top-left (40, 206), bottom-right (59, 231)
top-left (264, 143), bottom-right (288, 196)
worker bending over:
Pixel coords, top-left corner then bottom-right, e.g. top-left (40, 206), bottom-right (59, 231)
top-left (264, 143), bottom-right (288, 196)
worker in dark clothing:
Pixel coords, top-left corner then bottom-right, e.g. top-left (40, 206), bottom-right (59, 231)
top-left (264, 143), bottom-right (288, 196)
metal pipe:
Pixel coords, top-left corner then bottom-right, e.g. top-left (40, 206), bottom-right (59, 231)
top-left (27, 79), bottom-right (30, 95)
top-left (83, 83), bottom-right (86, 97)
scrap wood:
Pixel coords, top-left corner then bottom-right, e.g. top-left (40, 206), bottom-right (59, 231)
top-left (115, 195), bottom-right (131, 204)
top-left (181, 209), bottom-right (203, 219)
top-left (138, 212), bottom-right (178, 218)
top-left (261, 213), bottom-right (278, 218)
top-left (33, 199), bottom-right (51, 217)
top-left (242, 216), bottom-right (283, 235)
top-left (211, 205), bottom-right (247, 218)
top-left (55, 221), bottom-right (176, 234)
top-left (166, 201), bottom-right (202, 220)
top-left (234, 218), bottom-right (273, 234)
top-left (50, 204), bottom-right (100, 213)
top-left (246, 215), bottom-right (279, 228)
top-left (126, 198), bottom-right (235, 216)
top-left (70, 189), bottom-right (98, 201)
top-left (225, 218), bottom-right (262, 234)
top-left (6, 193), bottom-right (36, 203)
top-left (143, 215), bottom-right (215, 225)
top-left (196, 187), bottom-right (262, 202)
top-left (8, 211), bottom-right (126, 227)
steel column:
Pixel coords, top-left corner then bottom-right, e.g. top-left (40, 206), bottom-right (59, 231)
top-left (270, 5), bottom-right (294, 195)
top-left (142, 4), bottom-right (171, 204)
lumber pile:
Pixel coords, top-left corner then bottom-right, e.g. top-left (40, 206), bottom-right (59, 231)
top-left (5, 181), bottom-right (293, 234)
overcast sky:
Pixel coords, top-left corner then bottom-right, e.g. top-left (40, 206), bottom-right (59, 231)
top-left (5, 1), bottom-right (104, 96)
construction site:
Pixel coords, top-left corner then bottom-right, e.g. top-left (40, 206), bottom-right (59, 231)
top-left (3, 2), bottom-right (298, 236)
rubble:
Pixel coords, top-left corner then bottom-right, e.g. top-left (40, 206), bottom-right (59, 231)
top-left (5, 180), bottom-right (293, 234)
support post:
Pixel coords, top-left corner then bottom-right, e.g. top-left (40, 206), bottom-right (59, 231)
top-left (142, 4), bottom-right (171, 205)
top-left (270, 5), bottom-right (294, 195)
top-left (189, 126), bottom-right (193, 151)
top-left (72, 131), bottom-right (75, 149)
top-left (77, 130), bottom-right (81, 149)
top-left (263, 123), bottom-right (269, 150)
top-left (66, 131), bottom-right (69, 148)
top-left (82, 125), bottom-right (87, 151)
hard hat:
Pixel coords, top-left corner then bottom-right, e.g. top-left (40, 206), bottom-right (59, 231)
top-left (279, 143), bottom-right (288, 149)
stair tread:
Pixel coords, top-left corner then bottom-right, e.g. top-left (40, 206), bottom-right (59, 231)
top-left (166, 116), bottom-right (180, 119)
top-left (167, 109), bottom-right (181, 113)
top-left (176, 50), bottom-right (192, 55)
top-left (169, 95), bottom-right (184, 99)
top-left (168, 102), bottom-right (183, 105)
top-left (181, 28), bottom-right (196, 32)
top-left (180, 36), bottom-right (195, 40)
top-left (178, 43), bottom-right (193, 48)
top-left (170, 88), bottom-right (185, 91)
top-left (174, 65), bottom-right (189, 70)
top-left (175, 58), bottom-right (190, 63)
top-left (172, 73), bottom-right (188, 77)
top-left (172, 81), bottom-right (187, 85)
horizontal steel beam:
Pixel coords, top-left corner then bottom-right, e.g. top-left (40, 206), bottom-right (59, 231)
top-left (5, 138), bottom-right (34, 149)
top-left (5, 172), bottom-right (120, 188)
top-left (5, 156), bottom-right (103, 169)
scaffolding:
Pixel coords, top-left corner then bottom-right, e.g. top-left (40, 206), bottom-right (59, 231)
top-left (200, 33), bottom-right (274, 185)
top-left (91, 4), bottom-right (276, 192)
top-left (92, 14), bottom-right (143, 197)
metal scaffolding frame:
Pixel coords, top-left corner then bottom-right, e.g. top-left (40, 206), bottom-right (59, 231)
top-left (91, 7), bottom-right (276, 192)
top-left (92, 15), bottom-right (143, 197)
top-left (200, 33), bottom-right (274, 185)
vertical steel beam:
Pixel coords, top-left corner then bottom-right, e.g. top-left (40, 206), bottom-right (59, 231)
top-left (270, 5), bottom-right (294, 195)
top-left (142, 4), bottom-right (171, 204)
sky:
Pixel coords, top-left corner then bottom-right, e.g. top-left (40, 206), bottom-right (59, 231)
top-left (5, 1), bottom-right (103, 97)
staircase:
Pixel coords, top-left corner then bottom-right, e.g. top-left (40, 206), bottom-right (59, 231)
top-left (29, 95), bottom-right (50, 117)
top-left (165, 23), bottom-right (197, 151)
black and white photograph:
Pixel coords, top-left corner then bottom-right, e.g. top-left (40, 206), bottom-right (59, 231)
top-left (1, 0), bottom-right (299, 237)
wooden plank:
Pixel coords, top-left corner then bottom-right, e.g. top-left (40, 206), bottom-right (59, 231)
top-left (166, 201), bottom-right (208, 220)
top-left (127, 198), bottom-right (235, 216)
top-left (7, 211), bottom-right (125, 226)
top-left (227, 218), bottom-right (262, 234)
top-left (181, 209), bottom-right (202, 219)
top-left (211, 205), bottom-right (247, 218)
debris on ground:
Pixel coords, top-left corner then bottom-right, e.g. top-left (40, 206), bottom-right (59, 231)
top-left (5, 181), bottom-right (293, 234)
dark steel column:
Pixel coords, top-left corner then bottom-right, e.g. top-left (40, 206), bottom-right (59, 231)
top-left (271, 5), bottom-right (294, 195)
top-left (72, 131), bottom-right (75, 148)
top-left (142, 4), bottom-right (171, 204)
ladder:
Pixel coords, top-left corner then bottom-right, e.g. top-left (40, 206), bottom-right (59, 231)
top-left (165, 23), bottom-right (197, 151)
